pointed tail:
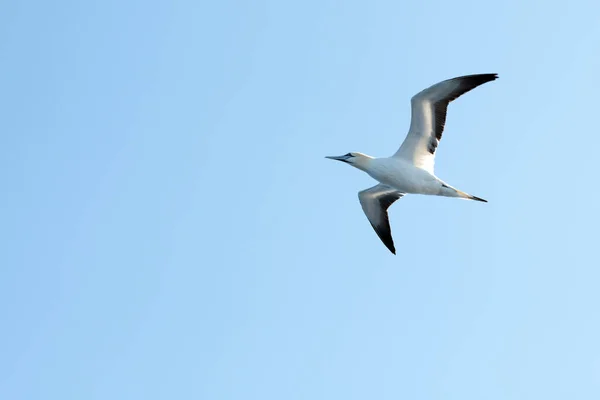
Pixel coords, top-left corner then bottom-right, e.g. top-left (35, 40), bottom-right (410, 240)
top-left (469, 195), bottom-right (487, 203)
top-left (456, 189), bottom-right (487, 203)
top-left (440, 183), bottom-right (488, 202)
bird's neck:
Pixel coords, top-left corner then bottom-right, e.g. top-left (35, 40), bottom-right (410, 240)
top-left (351, 154), bottom-right (375, 172)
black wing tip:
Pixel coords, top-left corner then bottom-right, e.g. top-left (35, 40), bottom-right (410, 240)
top-left (459, 73), bottom-right (499, 86)
top-left (480, 73), bottom-right (499, 82)
top-left (462, 73), bottom-right (499, 80)
top-left (369, 223), bottom-right (396, 255)
top-left (384, 239), bottom-right (396, 255)
top-left (385, 242), bottom-right (396, 255)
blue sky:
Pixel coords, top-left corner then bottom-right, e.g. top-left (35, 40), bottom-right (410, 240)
top-left (2, 0), bottom-right (600, 399)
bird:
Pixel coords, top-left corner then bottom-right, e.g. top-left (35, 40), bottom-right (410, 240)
top-left (326, 73), bottom-right (497, 255)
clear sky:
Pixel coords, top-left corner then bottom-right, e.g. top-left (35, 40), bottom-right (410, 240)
top-left (2, 0), bottom-right (600, 399)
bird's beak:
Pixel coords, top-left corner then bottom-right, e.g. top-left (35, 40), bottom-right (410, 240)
top-left (325, 155), bottom-right (350, 162)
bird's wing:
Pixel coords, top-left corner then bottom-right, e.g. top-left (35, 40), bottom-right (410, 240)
top-left (358, 184), bottom-right (405, 255)
top-left (393, 73), bottom-right (498, 173)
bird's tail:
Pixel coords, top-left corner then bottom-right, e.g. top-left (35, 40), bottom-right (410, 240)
top-left (455, 189), bottom-right (487, 203)
top-left (440, 183), bottom-right (487, 202)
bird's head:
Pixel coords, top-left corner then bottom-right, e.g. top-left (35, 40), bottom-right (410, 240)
top-left (325, 152), bottom-right (373, 171)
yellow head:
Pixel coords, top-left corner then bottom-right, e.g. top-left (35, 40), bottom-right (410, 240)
top-left (325, 152), bottom-right (373, 171)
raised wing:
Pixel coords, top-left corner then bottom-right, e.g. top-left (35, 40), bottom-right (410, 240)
top-left (393, 73), bottom-right (498, 173)
top-left (358, 184), bottom-right (405, 255)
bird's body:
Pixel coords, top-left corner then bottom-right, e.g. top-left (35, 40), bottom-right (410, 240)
top-left (365, 157), bottom-right (441, 195)
top-left (326, 73), bottom-right (498, 254)
top-left (355, 156), bottom-right (471, 198)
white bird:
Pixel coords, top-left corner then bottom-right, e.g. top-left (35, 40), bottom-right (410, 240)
top-left (326, 73), bottom-right (497, 254)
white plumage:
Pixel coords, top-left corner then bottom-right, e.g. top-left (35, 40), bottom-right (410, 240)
top-left (326, 73), bottom-right (498, 254)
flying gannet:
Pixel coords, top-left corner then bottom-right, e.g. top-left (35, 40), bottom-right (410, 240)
top-left (326, 73), bottom-right (497, 254)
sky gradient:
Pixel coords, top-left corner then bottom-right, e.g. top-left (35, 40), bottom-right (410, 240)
top-left (2, 0), bottom-right (600, 399)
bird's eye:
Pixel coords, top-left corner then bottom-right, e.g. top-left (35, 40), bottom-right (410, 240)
top-left (345, 153), bottom-right (353, 157)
